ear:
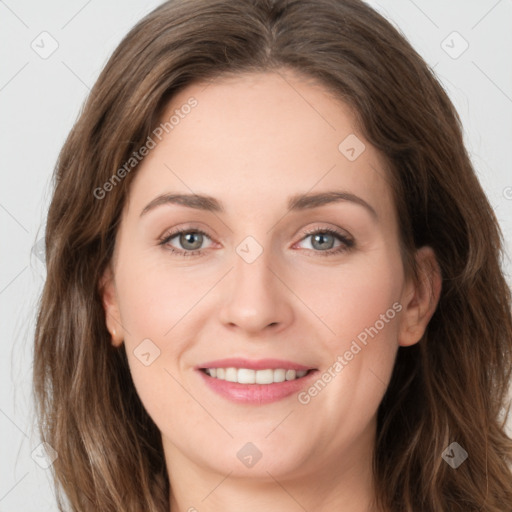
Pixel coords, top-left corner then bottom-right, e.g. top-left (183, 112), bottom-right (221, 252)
top-left (99, 265), bottom-right (124, 347)
top-left (398, 246), bottom-right (442, 347)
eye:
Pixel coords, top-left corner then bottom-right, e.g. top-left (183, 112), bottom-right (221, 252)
top-left (295, 227), bottom-right (354, 256)
top-left (159, 228), bottom-right (213, 257)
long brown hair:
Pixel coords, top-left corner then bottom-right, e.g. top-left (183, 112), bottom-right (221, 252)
top-left (33, 0), bottom-right (512, 510)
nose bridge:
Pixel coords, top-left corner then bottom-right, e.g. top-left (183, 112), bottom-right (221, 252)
top-left (218, 234), bottom-right (293, 333)
top-left (234, 237), bottom-right (274, 296)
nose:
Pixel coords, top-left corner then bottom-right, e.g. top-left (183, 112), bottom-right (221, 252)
top-left (217, 243), bottom-right (295, 337)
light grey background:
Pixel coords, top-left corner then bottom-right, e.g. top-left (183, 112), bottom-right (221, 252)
top-left (1, 0), bottom-right (511, 510)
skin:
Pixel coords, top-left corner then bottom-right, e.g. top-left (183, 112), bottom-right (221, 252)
top-left (101, 69), bottom-right (441, 512)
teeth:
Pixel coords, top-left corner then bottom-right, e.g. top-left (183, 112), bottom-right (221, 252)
top-left (237, 368), bottom-right (255, 384)
top-left (273, 369), bottom-right (286, 383)
top-left (225, 367), bottom-right (237, 382)
top-left (204, 367), bottom-right (309, 384)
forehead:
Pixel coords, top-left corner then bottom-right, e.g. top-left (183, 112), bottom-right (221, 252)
top-left (126, 70), bottom-right (395, 223)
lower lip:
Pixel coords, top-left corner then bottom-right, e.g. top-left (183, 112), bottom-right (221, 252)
top-left (198, 370), bottom-right (317, 404)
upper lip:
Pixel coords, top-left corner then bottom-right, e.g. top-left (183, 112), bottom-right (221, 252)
top-left (197, 358), bottom-right (314, 371)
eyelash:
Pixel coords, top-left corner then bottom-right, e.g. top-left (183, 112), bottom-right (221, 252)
top-left (158, 226), bottom-right (354, 258)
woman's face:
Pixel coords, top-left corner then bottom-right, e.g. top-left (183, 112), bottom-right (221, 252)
top-left (102, 70), bottom-right (434, 486)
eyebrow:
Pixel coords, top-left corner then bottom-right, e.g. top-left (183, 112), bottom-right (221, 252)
top-left (140, 190), bottom-right (378, 219)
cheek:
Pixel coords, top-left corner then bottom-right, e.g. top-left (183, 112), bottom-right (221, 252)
top-left (112, 257), bottom-right (189, 398)
top-left (293, 260), bottom-right (402, 438)
top-left (299, 251), bottom-right (403, 346)
top-left (115, 253), bottom-right (201, 345)
top-left (300, 252), bottom-right (403, 405)
top-left (112, 247), bottom-right (222, 399)
top-left (113, 259), bottom-right (194, 431)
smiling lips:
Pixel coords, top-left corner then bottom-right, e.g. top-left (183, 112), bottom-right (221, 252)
top-left (198, 358), bottom-right (316, 404)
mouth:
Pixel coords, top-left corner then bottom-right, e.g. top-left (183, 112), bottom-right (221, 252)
top-left (197, 358), bottom-right (318, 404)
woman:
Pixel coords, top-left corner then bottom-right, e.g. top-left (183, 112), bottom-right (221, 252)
top-left (33, 0), bottom-right (512, 510)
